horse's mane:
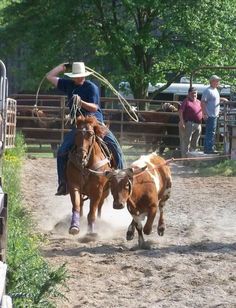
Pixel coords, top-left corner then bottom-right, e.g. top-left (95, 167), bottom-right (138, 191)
top-left (76, 115), bottom-right (108, 137)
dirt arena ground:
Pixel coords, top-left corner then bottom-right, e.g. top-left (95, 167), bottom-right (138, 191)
top-left (21, 157), bottom-right (236, 308)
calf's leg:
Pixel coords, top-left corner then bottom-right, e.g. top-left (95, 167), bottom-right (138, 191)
top-left (134, 221), bottom-right (145, 248)
top-left (143, 205), bottom-right (157, 235)
top-left (126, 219), bottom-right (136, 240)
top-left (157, 203), bottom-right (165, 236)
top-left (157, 187), bottom-right (171, 236)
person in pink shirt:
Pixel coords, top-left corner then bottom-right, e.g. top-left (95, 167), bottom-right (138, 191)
top-left (179, 87), bottom-right (203, 157)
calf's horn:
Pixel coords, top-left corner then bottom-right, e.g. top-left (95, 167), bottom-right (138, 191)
top-left (88, 168), bottom-right (115, 178)
top-left (127, 165), bottom-right (147, 177)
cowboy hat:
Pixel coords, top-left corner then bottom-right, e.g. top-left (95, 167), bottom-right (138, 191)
top-left (64, 62), bottom-right (92, 78)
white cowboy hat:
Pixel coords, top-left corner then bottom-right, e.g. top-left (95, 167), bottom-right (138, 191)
top-left (64, 62), bottom-right (92, 78)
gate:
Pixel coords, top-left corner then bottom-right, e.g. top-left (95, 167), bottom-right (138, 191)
top-left (0, 60), bottom-right (13, 308)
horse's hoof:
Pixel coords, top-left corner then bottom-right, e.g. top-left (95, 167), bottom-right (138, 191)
top-left (126, 231), bottom-right (134, 241)
top-left (69, 226), bottom-right (80, 235)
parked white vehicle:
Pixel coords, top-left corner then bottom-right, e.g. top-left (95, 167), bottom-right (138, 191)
top-left (148, 81), bottom-right (231, 101)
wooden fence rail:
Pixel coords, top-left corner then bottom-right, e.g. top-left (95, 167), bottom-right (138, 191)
top-left (12, 94), bottom-right (236, 159)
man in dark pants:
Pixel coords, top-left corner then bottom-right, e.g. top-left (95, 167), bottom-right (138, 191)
top-left (47, 62), bottom-right (124, 195)
top-left (201, 75), bottom-right (228, 154)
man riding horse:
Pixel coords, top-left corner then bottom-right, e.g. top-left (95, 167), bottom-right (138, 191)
top-left (47, 62), bottom-right (124, 195)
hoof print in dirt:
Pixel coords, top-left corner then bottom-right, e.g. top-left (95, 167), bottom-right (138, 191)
top-left (79, 233), bottom-right (99, 243)
top-left (130, 241), bottom-right (152, 251)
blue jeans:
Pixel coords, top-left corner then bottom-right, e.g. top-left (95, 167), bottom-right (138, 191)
top-left (204, 116), bottom-right (218, 152)
top-left (57, 128), bottom-right (124, 185)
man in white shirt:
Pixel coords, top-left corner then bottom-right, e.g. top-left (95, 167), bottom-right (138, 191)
top-left (201, 75), bottom-right (228, 154)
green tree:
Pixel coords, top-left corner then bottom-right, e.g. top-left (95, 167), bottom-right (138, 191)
top-left (1, 0), bottom-right (236, 97)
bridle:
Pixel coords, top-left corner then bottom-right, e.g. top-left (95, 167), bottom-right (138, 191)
top-left (76, 127), bottom-right (96, 167)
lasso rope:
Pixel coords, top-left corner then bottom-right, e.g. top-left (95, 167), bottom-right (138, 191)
top-left (35, 75), bottom-right (46, 109)
top-left (35, 66), bottom-right (140, 122)
top-left (85, 65), bottom-right (139, 122)
top-left (66, 94), bottom-right (84, 126)
top-left (131, 154), bottom-right (231, 179)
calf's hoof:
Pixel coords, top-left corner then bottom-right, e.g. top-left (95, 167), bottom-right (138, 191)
top-left (126, 231), bottom-right (134, 241)
top-left (69, 226), bottom-right (80, 235)
top-left (143, 226), bottom-right (152, 235)
top-left (157, 225), bottom-right (165, 236)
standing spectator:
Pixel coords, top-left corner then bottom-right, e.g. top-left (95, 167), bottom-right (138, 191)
top-left (201, 75), bottom-right (228, 154)
top-left (47, 62), bottom-right (124, 195)
top-left (179, 87), bottom-right (203, 157)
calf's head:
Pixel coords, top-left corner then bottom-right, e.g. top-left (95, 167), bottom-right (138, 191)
top-left (109, 170), bottom-right (132, 209)
top-left (88, 165), bottom-right (147, 209)
top-left (107, 166), bottom-right (147, 209)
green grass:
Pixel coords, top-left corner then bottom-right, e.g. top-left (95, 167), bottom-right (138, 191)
top-left (198, 159), bottom-right (236, 176)
top-left (3, 134), bottom-right (68, 307)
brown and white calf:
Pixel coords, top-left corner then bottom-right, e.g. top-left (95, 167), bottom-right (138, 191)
top-left (104, 153), bottom-right (172, 248)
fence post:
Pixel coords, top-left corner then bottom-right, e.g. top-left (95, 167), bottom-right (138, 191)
top-left (230, 126), bottom-right (236, 159)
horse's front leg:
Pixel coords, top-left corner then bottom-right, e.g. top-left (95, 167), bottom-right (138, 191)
top-left (97, 185), bottom-right (110, 218)
top-left (68, 187), bottom-right (82, 235)
top-left (80, 197), bottom-right (84, 217)
top-left (87, 191), bottom-right (104, 234)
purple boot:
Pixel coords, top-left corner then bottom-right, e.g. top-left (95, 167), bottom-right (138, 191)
top-left (69, 211), bottom-right (80, 235)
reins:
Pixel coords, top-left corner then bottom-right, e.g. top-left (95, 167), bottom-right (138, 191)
top-left (75, 128), bottom-right (96, 167)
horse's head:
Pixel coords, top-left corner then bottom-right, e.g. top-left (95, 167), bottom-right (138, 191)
top-left (75, 116), bottom-right (107, 167)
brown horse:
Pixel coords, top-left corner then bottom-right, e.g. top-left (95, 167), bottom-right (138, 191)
top-left (66, 115), bottom-right (113, 236)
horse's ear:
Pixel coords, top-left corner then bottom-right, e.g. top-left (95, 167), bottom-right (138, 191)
top-left (94, 124), bottom-right (108, 137)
